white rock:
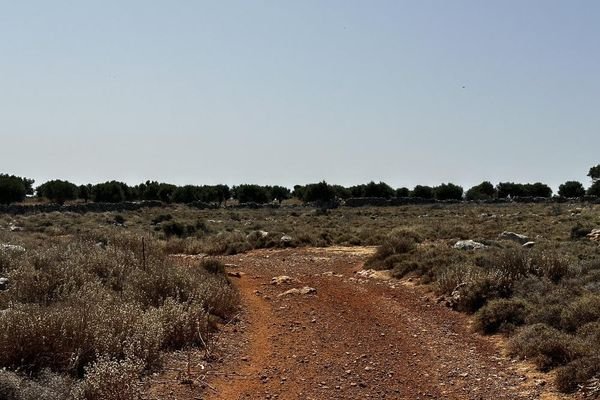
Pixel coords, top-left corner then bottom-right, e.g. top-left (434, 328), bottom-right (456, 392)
top-left (0, 244), bottom-right (26, 253)
top-left (497, 231), bottom-right (529, 244)
top-left (278, 286), bottom-right (316, 297)
top-left (453, 240), bottom-right (487, 250)
top-left (280, 235), bottom-right (293, 243)
top-left (355, 269), bottom-right (392, 280)
top-left (522, 241), bottom-right (536, 248)
top-left (271, 275), bottom-right (294, 285)
top-left (588, 229), bottom-right (600, 242)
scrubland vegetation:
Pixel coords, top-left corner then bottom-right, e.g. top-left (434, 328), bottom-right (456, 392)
top-left (2, 162), bottom-right (600, 206)
top-left (0, 231), bottom-right (237, 399)
top-left (363, 204), bottom-right (600, 393)
top-left (1, 182), bottom-right (600, 395)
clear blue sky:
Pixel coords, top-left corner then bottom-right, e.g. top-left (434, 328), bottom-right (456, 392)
top-left (1, 1), bottom-right (598, 190)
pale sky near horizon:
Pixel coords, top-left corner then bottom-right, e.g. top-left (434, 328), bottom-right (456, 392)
top-left (1, 1), bottom-right (599, 190)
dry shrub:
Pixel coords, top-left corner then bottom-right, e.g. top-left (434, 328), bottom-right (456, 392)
top-left (578, 321), bottom-right (600, 346)
top-left (201, 258), bottom-right (226, 275)
top-left (203, 232), bottom-right (250, 255)
top-left (79, 357), bottom-right (144, 400)
top-left (0, 369), bottom-right (75, 400)
top-left (529, 251), bottom-right (572, 283)
top-left (0, 236), bottom-right (238, 399)
top-left (509, 323), bottom-right (587, 371)
top-left (436, 263), bottom-right (512, 312)
top-left (474, 298), bottom-right (529, 334)
top-left (365, 229), bottom-right (418, 270)
top-left (560, 294), bottom-right (600, 332)
top-left (555, 356), bottom-right (600, 393)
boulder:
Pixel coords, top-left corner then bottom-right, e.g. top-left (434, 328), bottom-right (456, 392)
top-left (453, 240), bottom-right (486, 250)
top-left (278, 286), bottom-right (316, 297)
top-left (588, 229), bottom-right (600, 242)
top-left (522, 241), bottom-right (536, 248)
top-left (247, 230), bottom-right (269, 240)
top-left (280, 235), bottom-right (293, 244)
top-left (271, 275), bottom-right (294, 285)
top-left (355, 269), bottom-right (392, 280)
top-left (0, 244), bottom-right (26, 253)
top-left (497, 231), bottom-right (529, 244)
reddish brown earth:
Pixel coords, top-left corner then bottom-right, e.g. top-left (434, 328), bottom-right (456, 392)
top-left (146, 247), bottom-right (574, 400)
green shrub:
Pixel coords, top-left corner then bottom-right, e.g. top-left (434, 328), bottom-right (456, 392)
top-left (571, 224), bottom-right (593, 240)
top-left (474, 298), bottom-right (530, 334)
top-left (529, 251), bottom-right (571, 283)
top-left (509, 323), bottom-right (585, 370)
top-left (365, 229), bottom-right (417, 270)
top-left (561, 294), bottom-right (600, 332)
top-left (578, 321), bottom-right (600, 346)
top-left (161, 221), bottom-right (198, 238)
top-left (201, 258), bottom-right (226, 275)
top-left (555, 356), bottom-right (600, 393)
top-left (151, 214), bottom-right (172, 225)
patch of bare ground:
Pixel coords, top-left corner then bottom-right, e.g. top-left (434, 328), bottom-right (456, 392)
top-left (146, 247), bottom-right (579, 400)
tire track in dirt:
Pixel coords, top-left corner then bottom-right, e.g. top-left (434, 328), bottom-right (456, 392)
top-left (151, 247), bottom-right (574, 400)
top-left (209, 273), bottom-right (284, 398)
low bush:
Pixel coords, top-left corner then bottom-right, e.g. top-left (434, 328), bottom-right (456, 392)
top-left (555, 356), bottom-right (600, 393)
top-left (571, 225), bottom-right (593, 240)
top-left (0, 236), bottom-right (238, 399)
top-left (509, 323), bottom-right (586, 370)
top-left (79, 357), bottom-right (144, 400)
top-left (365, 229), bottom-right (418, 270)
top-left (474, 298), bottom-right (529, 334)
top-left (560, 294), bottom-right (600, 332)
top-left (0, 369), bottom-right (75, 400)
top-left (201, 258), bottom-right (226, 275)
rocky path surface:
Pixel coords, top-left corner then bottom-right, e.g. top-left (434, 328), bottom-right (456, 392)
top-left (147, 247), bottom-right (571, 400)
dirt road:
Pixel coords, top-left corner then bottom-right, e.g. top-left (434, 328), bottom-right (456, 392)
top-left (149, 247), bottom-right (570, 400)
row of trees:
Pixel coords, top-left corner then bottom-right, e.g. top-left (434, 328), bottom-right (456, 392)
top-left (1, 165), bottom-right (600, 205)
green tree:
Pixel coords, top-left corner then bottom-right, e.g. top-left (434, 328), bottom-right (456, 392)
top-left (364, 181), bottom-right (395, 198)
top-left (232, 184), bottom-right (270, 203)
top-left (92, 181), bottom-right (127, 203)
top-left (588, 164), bottom-right (600, 183)
top-left (171, 185), bottom-right (201, 203)
top-left (433, 183), bottom-right (464, 200)
top-left (331, 185), bottom-right (351, 199)
top-left (588, 181), bottom-right (600, 196)
top-left (78, 184), bottom-right (92, 202)
top-left (497, 182), bottom-right (525, 198)
top-left (523, 182), bottom-right (552, 197)
top-left (213, 184), bottom-right (231, 205)
top-left (269, 185), bottom-right (291, 203)
top-left (302, 181), bottom-right (336, 203)
top-left (558, 181), bottom-right (585, 198)
top-left (395, 187), bottom-right (410, 197)
top-left (465, 181), bottom-right (496, 200)
top-left (348, 184), bottom-right (366, 197)
top-left (411, 185), bottom-right (434, 199)
top-left (37, 180), bottom-right (79, 205)
top-left (0, 174), bottom-right (28, 205)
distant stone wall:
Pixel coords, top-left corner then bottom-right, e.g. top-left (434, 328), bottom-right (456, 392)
top-left (342, 196), bottom-right (600, 207)
top-left (2, 195), bottom-right (598, 214)
top-left (0, 201), bottom-right (164, 215)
